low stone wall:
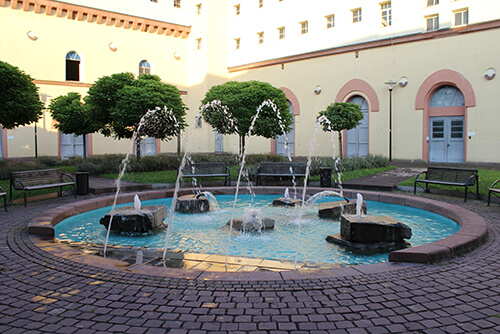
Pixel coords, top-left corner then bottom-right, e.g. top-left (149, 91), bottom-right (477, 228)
top-left (28, 187), bottom-right (488, 264)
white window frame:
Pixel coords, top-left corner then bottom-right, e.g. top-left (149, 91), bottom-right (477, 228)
top-left (235, 4), bottom-right (240, 15)
top-left (426, 14), bottom-right (439, 31)
top-left (234, 38), bottom-right (240, 50)
top-left (427, 0), bottom-right (439, 7)
top-left (196, 38), bottom-right (202, 50)
top-left (173, 0), bottom-right (181, 8)
top-left (454, 8), bottom-right (468, 27)
top-left (257, 32), bottom-right (264, 44)
top-left (300, 21), bottom-right (308, 34)
top-left (196, 3), bottom-right (202, 15)
top-left (139, 60), bottom-right (152, 76)
top-left (352, 8), bottom-right (362, 23)
top-left (278, 27), bottom-right (285, 39)
top-left (381, 2), bottom-right (391, 27)
top-left (326, 14), bottom-right (335, 29)
top-left (259, 0), bottom-right (263, 8)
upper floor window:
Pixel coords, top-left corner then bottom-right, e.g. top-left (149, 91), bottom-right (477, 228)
top-left (259, 0), bottom-right (263, 8)
top-left (139, 60), bottom-right (151, 76)
top-left (65, 51), bottom-right (80, 81)
top-left (352, 8), bottom-right (362, 23)
top-left (257, 32), bottom-right (264, 44)
top-left (234, 38), bottom-right (241, 50)
top-left (381, 2), bottom-right (392, 27)
top-left (235, 4), bottom-right (240, 15)
top-left (427, 0), bottom-right (439, 6)
top-left (150, 0), bottom-right (157, 2)
top-left (454, 9), bottom-right (468, 27)
top-left (196, 3), bottom-right (202, 15)
top-left (173, 0), bottom-right (181, 8)
top-left (426, 14), bottom-right (439, 31)
top-left (196, 38), bottom-right (202, 50)
top-left (326, 14), bottom-right (335, 29)
top-left (278, 27), bottom-right (285, 39)
top-left (300, 21), bottom-right (308, 34)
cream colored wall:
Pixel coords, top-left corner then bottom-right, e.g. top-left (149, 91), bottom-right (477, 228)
top-left (0, 5), bottom-right (189, 158)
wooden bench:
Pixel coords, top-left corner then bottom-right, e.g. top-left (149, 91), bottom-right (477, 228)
top-left (488, 179), bottom-right (500, 206)
top-left (0, 186), bottom-right (7, 211)
top-left (10, 169), bottom-right (76, 207)
top-left (256, 162), bottom-right (308, 186)
top-left (414, 166), bottom-right (479, 202)
top-left (180, 163), bottom-right (231, 186)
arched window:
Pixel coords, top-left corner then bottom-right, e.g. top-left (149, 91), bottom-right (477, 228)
top-left (139, 60), bottom-right (151, 76)
top-left (65, 51), bottom-right (81, 81)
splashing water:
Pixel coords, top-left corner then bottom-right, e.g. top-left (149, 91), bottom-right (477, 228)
top-left (242, 208), bottom-right (264, 233)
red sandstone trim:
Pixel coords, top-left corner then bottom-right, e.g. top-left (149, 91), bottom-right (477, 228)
top-left (1, 0), bottom-right (190, 38)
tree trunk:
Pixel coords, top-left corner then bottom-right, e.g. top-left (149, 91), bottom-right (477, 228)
top-left (82, 134), bottom-right (87, 159)
top-left (338, 131), bottom-right (343, 160)
top-left (136, 138), bottom-right (142, 161)
top-left (239, 135), bottom-right (246, 156)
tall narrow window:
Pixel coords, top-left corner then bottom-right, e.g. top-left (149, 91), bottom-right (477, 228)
top-left (196, 3), bottom-right (202, 15)
top-left (454, 9), bottom-right (468, 27)
top-left (65, 51), bottom-right (80, 81)
top-left (326, 14), bottom-right (335, 29)
top-left (381, 2), bottom-right (391, 27)
top-left (352, 8), bottom-right (362, 23)
top-left (235, 4), bottom-right (240, 15)
top-left (300, 21), bottom-right (308, 34)
top-left (278, 27), bottom-right (285, 39)
top-left (257, 32), bottom-right (264, 44)
top-left (234, 38), bottom-right (241, 50)
top-left (426, 15), bottom-right (439, 31)
top-left (173, 0), bottom-right (181, 8)
top-left (259, 0), bottom-right (263, 8)
top-left (427, 0), bottom-right (439, 6)
top-left (196, 38), bottom-right (202, 50)
top-left (139, 60), bottom-right (151, 76)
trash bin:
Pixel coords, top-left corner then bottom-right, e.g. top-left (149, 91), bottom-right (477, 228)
top-left (75, 172), bottom-right (90, 195)
top-left (320, 167), bottom-right (332, 187)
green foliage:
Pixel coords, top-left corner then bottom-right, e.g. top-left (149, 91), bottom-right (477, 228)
top-left (318, 102), bottom-right (364, 133)
top-left (0, 61), bottom-right (43, 129)
top-left (201, 81), bottom-right (292, 152)
top-left (48, 92), bottom-right (95, 136)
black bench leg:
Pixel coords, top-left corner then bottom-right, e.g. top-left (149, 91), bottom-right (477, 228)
top-left (3, 196), bottom-right (6, 212)
top-left (23, 192), bottom-right (27, 207)
top-left (488, 191), bottom-right (491, 206)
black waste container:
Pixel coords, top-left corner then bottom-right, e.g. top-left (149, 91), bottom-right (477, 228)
top-left (320, 167), bottom-right (332, 187)
top-left (75, 172), bottom-right (90, 195)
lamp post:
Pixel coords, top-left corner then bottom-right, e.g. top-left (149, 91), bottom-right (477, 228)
top-left (384, 80), bottom-right (397, 161)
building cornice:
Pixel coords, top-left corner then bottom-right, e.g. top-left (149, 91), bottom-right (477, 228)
top-left (1, 0), bottom-right (191, 38)
top-left (229, 19), bottom-right (500, 73)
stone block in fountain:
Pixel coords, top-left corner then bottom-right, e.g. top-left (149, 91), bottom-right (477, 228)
top-left (227, 218), bottom-right (275, 232)
top-left (326, 214), bottom-right (412, 252)
top-left (175, 194), bottom-right (210, 213)
top-left (318, 200), bottom-right (367, 219)
top-left (100, 205), bottom-right (167, 234)
top-left (272, 197), bottom-right (303, 207)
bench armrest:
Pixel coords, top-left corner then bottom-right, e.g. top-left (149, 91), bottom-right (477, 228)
top-left (490, 179), bottom-right (500, 189)
top-left (62, 172), bottom-right (75, 183)
top-left (415, 170), bottom-right (427, 181)
top-left (465, 174), bottom-right (478, 186)
top-left (10, 177), bottom-right (25, 190)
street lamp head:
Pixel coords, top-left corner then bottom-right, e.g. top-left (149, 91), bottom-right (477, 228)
top-left (385, 80), bottom-right (397, 91)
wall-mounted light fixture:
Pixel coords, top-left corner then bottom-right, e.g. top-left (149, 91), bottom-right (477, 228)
top-left (173, 52), bottom-right (181, 60)
top-left (27, 31), bottom-right (38, 41)
top-left (398, 77), bottom-right (409, 87)
top-left (314, 85), bottom-right (322, 95)
top-left (108, 43), bottom-right (118, 51)
top-left (484, 68), bottom-right (496, 80)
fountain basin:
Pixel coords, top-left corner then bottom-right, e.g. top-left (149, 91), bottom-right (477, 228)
top-left (27, 187), bottom-right (487, 265)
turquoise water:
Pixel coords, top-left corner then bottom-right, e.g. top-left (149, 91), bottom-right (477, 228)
top-left (55, 194), bottom-right (461, 266)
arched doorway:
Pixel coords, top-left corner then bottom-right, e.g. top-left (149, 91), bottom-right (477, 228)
top-left (346, 95), bottom-right (369, 157)
top-left (428, 86), bottom-right (465, 163)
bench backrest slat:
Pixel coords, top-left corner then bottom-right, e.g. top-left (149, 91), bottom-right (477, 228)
top-left (259, 162), bottom-right (307, 174)
top-left (426, 167), bottom-right (477, 184)
top-left (183, 163), bottom-right (227, 175)
top-left (11, 169), bottom-right (64, 187)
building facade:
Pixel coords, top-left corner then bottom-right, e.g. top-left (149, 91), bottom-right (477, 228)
top-left (1, 0), bottom-right (499, 163)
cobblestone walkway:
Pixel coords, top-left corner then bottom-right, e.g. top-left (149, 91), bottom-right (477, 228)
top-left (0, 192), bottom-right (499, 334)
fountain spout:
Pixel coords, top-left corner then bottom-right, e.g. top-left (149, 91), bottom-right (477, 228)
top-left (356, 193), bottom-right (363, 218)
top-left (134, 194), bottom-right (141, 212)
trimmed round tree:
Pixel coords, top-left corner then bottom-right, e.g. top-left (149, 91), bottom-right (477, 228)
top-left (317, 102), bottom-right (364, 159)
top-left (0, 61), bottom-right (43, 129)
top-left (201, 80), bottom-right (292, 154)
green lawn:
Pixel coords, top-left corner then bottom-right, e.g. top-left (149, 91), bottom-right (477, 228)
top-left (398, 168), bottom-right (500, 197)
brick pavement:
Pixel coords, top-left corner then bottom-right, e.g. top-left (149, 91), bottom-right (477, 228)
top-left (0, 191), bottom-right (499, 334)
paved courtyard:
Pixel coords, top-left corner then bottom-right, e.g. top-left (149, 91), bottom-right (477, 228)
top-left (0, 190), bottom-right (499, 334)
